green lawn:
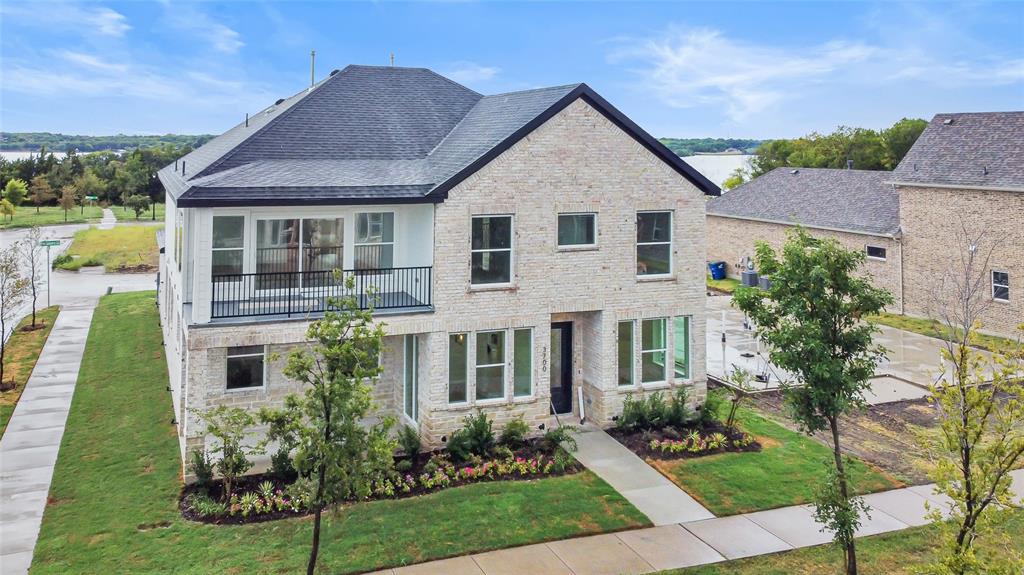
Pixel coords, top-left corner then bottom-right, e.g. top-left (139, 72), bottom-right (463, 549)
top-left (0, 306), bottom-right (60, 436)
top-left (648, 406), bottom-right (903, 515)
top-left (869, 312), bottom-right (1019, 355)
top-left (112, 202), bottom-right (165, 222)
top-left (57, 224), bottom-right (161, 272)
top-left (664, 510), bottom-right (1023, 575)
top-left (706, 274), bottom-right (741, 294)
top-left (33, 292), bottom-right (648, 575)
top-left (0, 205), bottom-right (104, 229)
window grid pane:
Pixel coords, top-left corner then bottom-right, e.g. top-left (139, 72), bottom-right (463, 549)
top-left (637, 212), bottom-right (672, 276)
top-left (476, 330), bottom-right (506, 400)
top-left (514, 329), bottom-right (532, 397)
top-left (993, 271), bottom-right (1010, 301)
top-left (674, 316), bottom-right (690, 380)
top-left (448, 334), bottom-right (468, 403)
top-left (404, 335), bottom-right (417, 421)
top-left (226, 346), bottom-right (263, 390)
top-left (558, 214), bottom-right (596, 246)
top-left (641, 319), bottom-right (667, 383)
top-left (617, 321), bottom-right (634, 387)
top-left (471, 216), bottom-right (512, 285)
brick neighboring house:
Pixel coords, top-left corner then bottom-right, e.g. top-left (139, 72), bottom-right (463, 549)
top-left (158, 64), bottom-right (720, 475)
top-left (706, 111), bottom-right (1023, 337)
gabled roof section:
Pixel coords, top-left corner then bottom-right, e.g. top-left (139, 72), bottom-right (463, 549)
top-left (707, 167), bottom-right (899, 236)
top-left (162, 65), bottom-right (718, 207)
top-left (891, 111), bottom-right (1024, 191)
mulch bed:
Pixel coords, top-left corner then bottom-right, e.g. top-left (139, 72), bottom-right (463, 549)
top-left (111, 264), bottom-right (157, 273)
top-left (608, 420), bottom-right (762, 461)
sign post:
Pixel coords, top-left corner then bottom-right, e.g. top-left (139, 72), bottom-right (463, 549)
top-left (39, 239), bottom-right (60, 308)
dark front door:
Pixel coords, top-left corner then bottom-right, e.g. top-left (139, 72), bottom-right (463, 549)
top-left (550, 322), bottom-right (573, 414)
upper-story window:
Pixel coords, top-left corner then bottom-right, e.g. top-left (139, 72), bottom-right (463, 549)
top-left (355, 212), bottom-right (394, 269)
top-left (212, 216), bottom-right (244, 278)
top-left (471, 215), bottom-right (512, 285)
top-left (557, 213), bottom-right (596, 248)
top-left (866, 245), bottom-right (887, 260)
top-left (175, 210), bottom-right (184, 272)
top-left (637, 211), bottom-right (672, 276)
top-left (992, 271), bottom-right (1010, 302)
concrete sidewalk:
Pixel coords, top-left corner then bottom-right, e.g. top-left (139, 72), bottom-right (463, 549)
top-left (375, 470), bottom-right (1024, 575)
top-left (0, 301), bottom-right (96, 574)
top-left (571, 426), bottom-right (714, 525)
top-left (98, 208), bottom-right (117, 230)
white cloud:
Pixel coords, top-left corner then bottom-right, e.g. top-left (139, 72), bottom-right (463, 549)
top-left (445, 61), bottom-right (500, 84)
top-left (162, 2), bottom-right (244, 54)
top-left (88, 7), bottom-right (131, 37)
top-left (0, 3), bottom-right (130, 38)
top-left (55, 51), bottom-right (128, 73)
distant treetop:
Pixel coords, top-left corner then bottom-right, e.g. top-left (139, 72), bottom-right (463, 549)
top-left (0, 132), bottom-right (214, 153)
top-left (658, 138), bottom-right (762, 157)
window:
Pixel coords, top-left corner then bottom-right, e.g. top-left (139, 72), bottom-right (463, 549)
top-left (674, 316), bottom-right (690, 380)
top-left (866, 245), bottom-right (887, 260)
top-left (513, 329), bottom-right (533, 397)
top-left (637, 211), bottom-right (672, 276)
top-left (471, 215), bottom-right (512, 285)
top-left (212, 216), bottom-right (244, 278)
top-left (226, 345), bottom-right (264, 390)
top-left (617, 321), bottom-right (634, 387)
top-left (475, 330), bottom-right (506, 400)
top-left (993, 271), bottom-right (1010, 302)
top-left (404, 335), bottom-right (418, 421)
top-left (175, 210), bottom-right (184, 272)
top-left (355, 213), bottom-right (394, 269)
top-left (641, 318), bottom-right (667, 383)
top-left (558, 213), bottom-right (596, 247)
top-left (448, 333), bottom-right (468, 403)
top-left (256, 218), bottom-right (300, 274)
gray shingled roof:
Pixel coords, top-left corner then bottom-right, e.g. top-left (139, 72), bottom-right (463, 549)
top-left (160, 64), bottom-right (717, 206)
top-left (891, 112), bottom-right (1024, 190)
top-left (707, 167), bottom-right (900, 236)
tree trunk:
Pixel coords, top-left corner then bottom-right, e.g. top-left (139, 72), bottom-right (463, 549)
top-left (830, 416), bottom-right (857, 575)
top-left (307, 463), bottom-right (327, 575)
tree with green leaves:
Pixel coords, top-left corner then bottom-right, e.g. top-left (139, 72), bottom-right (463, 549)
top-left (916, 223), bottom-right (1024, 575)
top-left (270, 275), bottom-right (395, 575)
top-left (17, 227), bottom-right (44, 328)
top-left (59, 185), bottom-right (76, 222)
top-left (0, 199), bottom-right (14, 222)
top-left (0, 243), bottom-right (30, 384)
top-left (722, 167), bottom-right (749, 191)
top-left (28, 175), bottom-right (54, 213)
top-left (196, 405), bottom-right (262, 501)
top-left (882, 118), bottom-right (928, 169)
top-left (125, 194), bottom-right (151, 219)
top-left (733, 228), bottom-right (892, 575)
top-left (3, 178), bottom-right (28, 209)
top-left (72, 170), bottom-right (104, 214)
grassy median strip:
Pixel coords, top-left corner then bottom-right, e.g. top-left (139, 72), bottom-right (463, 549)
top-left (0, 306), bottom-right (60, 436)
top-left (869, 312), bottom-right (1018, 355)
top-left (0, 206), bottom-right (104, 229)
top-left (56, 224), bottom-right (160, 272)
top-left (32, 292), bottom-right (648, 574)
top-left (649, 407), bottom-right (902, 515)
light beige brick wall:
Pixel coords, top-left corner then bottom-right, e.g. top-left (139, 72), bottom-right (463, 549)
top-left (899, 185), bottom-right (1024, 337)
top-left (706, 215), bottom-right (903, 311)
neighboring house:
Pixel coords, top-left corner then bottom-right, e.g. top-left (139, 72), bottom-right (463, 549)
top-left (706, 111), bottom-right (1023, 337)
top-left (158, 64), bottom-right (720, 474)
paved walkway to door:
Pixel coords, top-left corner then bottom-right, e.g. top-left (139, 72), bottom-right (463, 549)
top-left (371, 469), bottom-right (1024, 575)
top-left (0, 299), bottom-right (97, 574)
top-left (98, 208), bottom-right (117, 230)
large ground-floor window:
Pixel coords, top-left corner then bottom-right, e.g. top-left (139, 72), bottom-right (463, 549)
top-left (404, 335), bottom-right (418, 421)
top-left (447, 328), bottom-right (534, 404)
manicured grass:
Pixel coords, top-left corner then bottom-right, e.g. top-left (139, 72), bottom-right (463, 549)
top-left (33, 292), bottom-right (648, 574)
top-left (706, 274), bottom-right (741, 294)
top-left (0, 306), bottom-right (60, 436)
top-left (112, 202), bottom-right (165, 222)
top-left (869, 312), bottom-right (1019, 355)
top-left (649, 406), bottom-right (903, 515)
top-left (57, 224), bottom-right (161, 272)
top-left (663, 510), bottom-right (1024, 575)
top-left (0, 205), bottom-right (104, 229)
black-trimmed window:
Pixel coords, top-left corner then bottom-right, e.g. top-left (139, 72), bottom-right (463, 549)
top-left (471, 215), bottom-right (512, 285)
top-left (637, 212), bottom-right (672, 276)
top-left (226, 345), bottom-right (264, 390)
top-left (558, 213), bottom-right (596, 247)
top-left (993, 271), bottom-right (1010, 302)
top-left (212, 216), bottom-right (244, 278)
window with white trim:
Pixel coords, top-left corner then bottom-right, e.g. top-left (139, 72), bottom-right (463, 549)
top-left (557, 213), bottom-right (596, 247)
top-left (403, 335), bottom-right (418, 421)
top-left (355, 212), bottom-right (394, 269)
top-left (175, 209), bottom-right (184, 272)
top-left (641, 318), bottom-right (667, 383)
top-left (226, 345), bottom-right (264, 390)
top-left (513, 328), bottom-right (533, 397)
top-left (993, 271), bottom-right (1010, 302)
top-left (471, 215), bottom-right (513, 285)
top-left (673, 316), bottom-right (691, 380)
top-left (617, 321), bottom-right (634, 387)
top-left (212, 216), bottom-right (244, 278)
top-left (475, 330), bottom-right (506, 400)
top-left (637, 211), bottom-right (672, 276)
top-left (448, 333), bottom-right (468, 403)
top-left (866, 245), bottom-right (887, 260)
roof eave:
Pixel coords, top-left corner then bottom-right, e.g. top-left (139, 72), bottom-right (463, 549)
top-left (885, 180), bottom-right (1024, 193)
top-left (176, 188), bottom-right (444, 208)
top-left (706, 212), bottom-right (900, 238)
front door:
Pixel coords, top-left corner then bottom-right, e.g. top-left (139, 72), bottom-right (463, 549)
top-left (550, 322), bottom-right (573, 414)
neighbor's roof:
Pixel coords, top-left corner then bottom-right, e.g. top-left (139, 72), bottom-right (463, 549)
top-left (707, 167), bottom-right (900, 236)
top-left (160, 65), bottom-right (718, 207)
top-left (890, 111), bottom-right (1024, 191)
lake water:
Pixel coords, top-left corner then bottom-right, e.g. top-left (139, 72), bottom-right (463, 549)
top-left (1, 151), bottom-right (67, 161)
top-left (681, 154), bottom-right (753, 189)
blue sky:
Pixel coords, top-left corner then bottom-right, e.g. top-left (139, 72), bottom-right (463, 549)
top-left (1, 1), bottom-right (1022, 139)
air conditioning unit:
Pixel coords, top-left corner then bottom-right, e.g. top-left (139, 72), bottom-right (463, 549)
top-left (741, 270), bottom-right (759, 287)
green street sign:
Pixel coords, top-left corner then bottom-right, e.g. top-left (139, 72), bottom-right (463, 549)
top-left (85, 195), bottom-right (99, 201)
top-left (39, 240), bottom-right (61, 247)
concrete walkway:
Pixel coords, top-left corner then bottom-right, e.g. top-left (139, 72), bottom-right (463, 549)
top-left (0, 300), bottom-right (96, 574)
top-left (571, 427), bottom-right (714, 525)
top-left (375, 469), bottom-right (1024, 575)
top-left (97, 208), bottom-right (117, 230)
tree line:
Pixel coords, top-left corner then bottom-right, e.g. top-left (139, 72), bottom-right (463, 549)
top-left (659, 137), bottom-right (762, 157)
top-left (0, 132), bottom-right (212, 152)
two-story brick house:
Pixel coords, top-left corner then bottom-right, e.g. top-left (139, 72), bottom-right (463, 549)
top-left (158, 65), bottom-right (719, 472)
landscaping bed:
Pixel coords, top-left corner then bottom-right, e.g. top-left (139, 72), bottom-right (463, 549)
top-left (608, 420), bottom-right (760, 460)
top-left (0, 306), bottom-right (59, 436)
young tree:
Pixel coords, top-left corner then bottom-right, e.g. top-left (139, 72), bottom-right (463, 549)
top-left (270, 276), bottom-right (395, 575)
top-left (0, 199), bottom-right (14, 222)
top-left (918, 223), bottom-right (1024, 575)
top-left (28, 175), bottom-right (55, 214)
top-left (72, 170), bottom-right (104, 214)
top-left (721, 167), bottom-right (749, 191)
top-left (3, 178), bottom-right (28, 209)
top-left (196, 405), bottom-right (261, 501)
top-left (125, 194), bottom-right (151, 220)
top-left (59, 185), bottom-right (77, 222)
top-left (0, 243), bottom-right (30, 384)
top-left (17, 227), bottom-right (44, 328)
top-left (734, 228), bottom-right (892, 575)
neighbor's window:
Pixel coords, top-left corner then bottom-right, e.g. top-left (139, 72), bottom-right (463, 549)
top-left (355, 212), bottom-right (395, 269)
top-left (637, 211), bottom-right (672, 276)
top-left (992, 271), bottom-right (1010, 302)
top-left (617, 321), bottom-right (634, 387)
top-left (448, 333), bottom-right (468, 403)
top-left (175, 210), bottom-right (184, 272)
top-left (673, 316), bottom-right (691, 380)
top-left (212, 216), bottom-right (244, 278)
top-left (513, 328), bottom-right (533, 397)
top-left (226, 345), bottom-right (264, 390)
top-left (476, 330), bottom-right (506, 400)
top-left (471, 215), bottom-right (512, 285)
top-left (866, 245), bottom-right (887, 260)
top-left (557, 213), bottom-right (596, 247)
top-left (641, 318), bottom-right (667, 383)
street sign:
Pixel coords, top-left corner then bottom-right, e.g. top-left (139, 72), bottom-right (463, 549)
top-left (85, 195), bottom-right (99, 201)
top-left (39, 239), bottom-right (60, 247)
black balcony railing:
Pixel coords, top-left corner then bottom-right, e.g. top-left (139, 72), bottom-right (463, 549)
top-left (211, 266), bottom-right (432, 319)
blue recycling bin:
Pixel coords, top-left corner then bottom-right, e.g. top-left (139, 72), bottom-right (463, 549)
top-left (708, 261), bottom-right (727, 280)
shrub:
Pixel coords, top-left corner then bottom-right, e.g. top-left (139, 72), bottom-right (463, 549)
top-left (257, 407), bottom-right (298, 481)
top-left (445, 429), bottom-right (472, 463)
top-left (551, 447), bottom-right (575, 473)
top-left (666, 387), bottom-right (694, 428)
top-left (500, 415), bottom-right (530, 448)
top-left (618, 392), bottom-right (669, 431)
top-left (397, 424), bottom-right (421, 459)
top-left (540, 425), bottom-right (578, 454)
top-left (186, 491), bottom-right (227, 518)
top-left (51, 253), bottom-right (72, 269)
top-left (446, 412), bottom-right (495, 462)
top-left (189, 449), bottom-right (214, 488)
top-left (700, 390), bottom-right (728, 426)
top-left (395, 459), bottom-right (413, 473)
top-left (197, 405), bottom-right (261, 500)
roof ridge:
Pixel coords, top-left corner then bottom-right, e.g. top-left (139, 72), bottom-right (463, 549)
top-left (485, 83), bottom-right (584, 98)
